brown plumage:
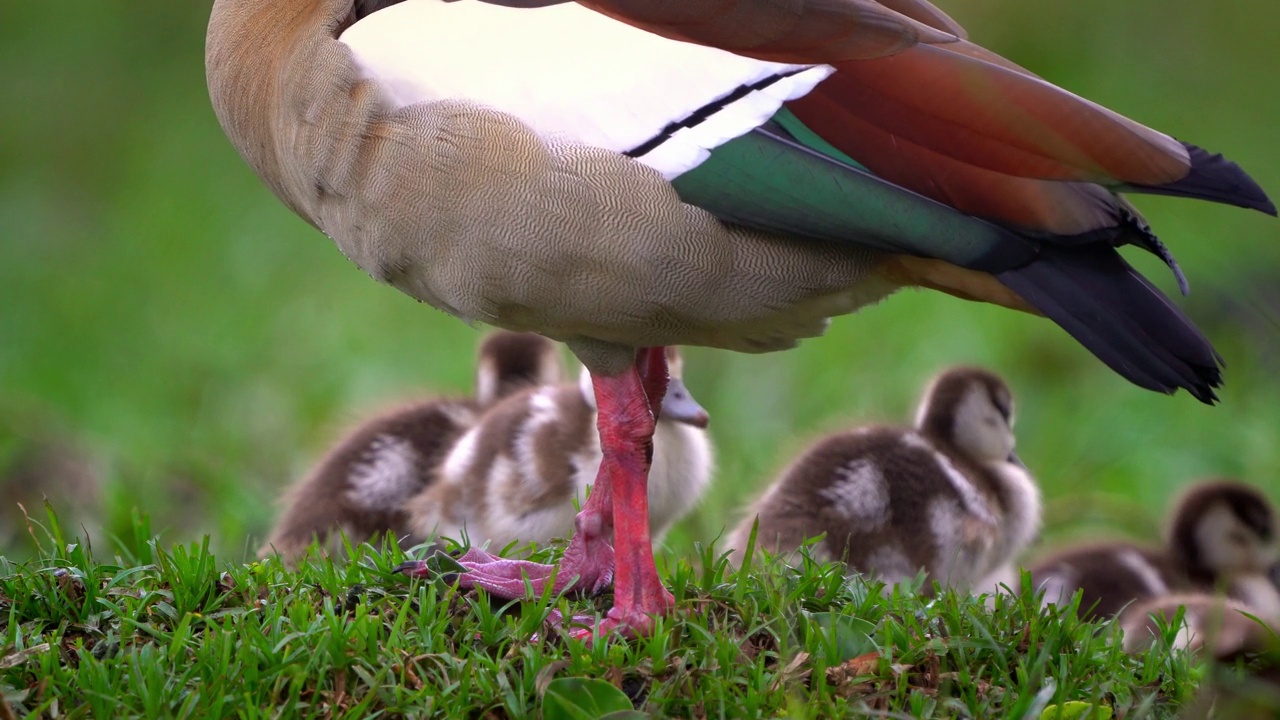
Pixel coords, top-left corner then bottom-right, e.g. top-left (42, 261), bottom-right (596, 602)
top-left (1159, 595), bottom-right (1280, 720)
top-left (259, 331), bottom-right (562, 562)
top-left (727, 367), bottom-right (1040, 593)
top-left (1030, 480), bottom-right (1280, 621)
top-left (575, 0), bottom-right (958, 63)
top-left (405, 347), bottom-right (712, 550)
top-left (1118, 592), bottom-right (1276, 655)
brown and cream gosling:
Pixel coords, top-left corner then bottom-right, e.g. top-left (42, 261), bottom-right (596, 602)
top-left (405, 347), bottom-right (713, 551)
top-left (1029, 480), bottom-right (1280, 621)
top-left (726, 367), bottom-right (1041, 593)
top-left (1118, 592), bottom-right (1276, 655)
top-left (259, 331), bottom-right (563, 562)
top-left (1131, 595), bottom-right (1280, 719)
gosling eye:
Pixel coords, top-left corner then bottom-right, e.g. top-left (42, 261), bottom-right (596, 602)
top-left (990, 393), bottom-right (1013, 421)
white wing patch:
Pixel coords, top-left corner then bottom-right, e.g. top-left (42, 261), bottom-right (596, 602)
top-left (930, 450), bottom-right (998, 527)
top-left (819, 459), bottom-right (889, 526)
top-left (339, 0), bottom-right (832, 179)
top-left (346, 434), bottom-right (423, 510)
top-left (1115, 549), bottom-right (1169, 596)
top-left (991, 460), bottom-right (1042, 554)
top-left (440, 424), bottom-right (481, 483)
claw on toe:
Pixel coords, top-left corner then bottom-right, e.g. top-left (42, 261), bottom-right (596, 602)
top-left (393, 546), bottom-right (576, 599)
top-left (391, 559), bottom-right (434, 578)
top-left (394, 552), bottom-right (675, 642)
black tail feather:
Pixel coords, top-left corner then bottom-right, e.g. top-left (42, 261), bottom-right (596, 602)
top-left (1030, 203), bottom-right (1191, 296)
top-left (996, 244), bottom-right (1222, 403)
top-left (1127, 142), bottom-right (1277, 216)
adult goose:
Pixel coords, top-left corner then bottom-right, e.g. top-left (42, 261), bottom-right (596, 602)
top-left (206, 0), bottom-right (1273, 637)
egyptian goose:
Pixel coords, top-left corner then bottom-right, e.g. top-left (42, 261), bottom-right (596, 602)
top-left (1118, 592), bottom-right (1276, 655)
top-left (259, 331), bottom-right (563, 562)
top-left (206, 0), bottom-right (1272, 636)
top-left (406, 346), bottom-right (712, 551)
top-left (1140, 597), bottom-right (1280, 720)
top-left (1030, 480), bottom-right (1280, 621)
top-left (726, 367), bottom-right (1040, 593)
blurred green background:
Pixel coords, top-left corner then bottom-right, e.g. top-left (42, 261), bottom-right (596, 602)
top-left (0, 1), bottom-right (1276, 563)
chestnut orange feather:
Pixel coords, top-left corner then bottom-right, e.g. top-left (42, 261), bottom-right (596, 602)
top-left (874, 0), bottom-right (966, 38)
top-left (786, 86), bottom-right (1127, 235)
top-left (790, 42), bottom-right (1191, 187)
top-left (575, 0), bottom-right (958, 63)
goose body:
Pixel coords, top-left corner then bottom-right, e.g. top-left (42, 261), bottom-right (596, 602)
top-left (259, 331), bottom-right (563, 561)
top-left (407, 347), bottom-right (712, 549)
top-left (1147, 597), bottom-right (1280, 720)
top-left (1030, 481), bottom-right (1280, 620)
top-left (207, 0), bottom-right (1272, 636)
top-left (1118, 593), bottom-right (1276, 655)
top-left (727, 367), bottom-right (1040, 592)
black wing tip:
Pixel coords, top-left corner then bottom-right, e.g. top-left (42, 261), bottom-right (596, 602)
top-left (1184, 367), bottom-right (1223, 405)
top-left (996, 244), bottom-right (1224, 406)
top-left (1132, 142), bottom-right (1277, 216)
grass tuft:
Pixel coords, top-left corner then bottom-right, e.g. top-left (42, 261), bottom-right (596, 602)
top-left (0, 520), bottom-right (1237, 718)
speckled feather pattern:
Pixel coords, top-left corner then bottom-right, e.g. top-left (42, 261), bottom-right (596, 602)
top-left (206, 0), bottom-right (899, 376)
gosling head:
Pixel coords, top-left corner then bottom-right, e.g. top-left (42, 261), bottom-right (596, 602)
top-left (914, 367), bottom-right (1016, 464)
top-left (1169, 480), bottom-right (1279, 585)
top-left (474, 331), bottom-right (564, 407)
top-left (658, 347), bottom-right (709, 429)
top-left (578, 347), bottom-right (709, 428)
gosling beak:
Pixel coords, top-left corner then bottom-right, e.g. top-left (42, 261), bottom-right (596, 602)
top-left (1007, 451), bottom-right (1026, 469)
top-left (659, 378), bottom-right (710, 428)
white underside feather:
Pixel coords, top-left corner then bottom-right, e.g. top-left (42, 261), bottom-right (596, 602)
top-left (339, 0), bottom-right (832, 179)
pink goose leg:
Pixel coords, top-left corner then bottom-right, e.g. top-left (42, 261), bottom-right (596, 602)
top-left (395, 347), bottom-right (674, 638)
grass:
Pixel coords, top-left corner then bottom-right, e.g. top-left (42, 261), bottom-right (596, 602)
top-left (0, 511), bottom-right (1225, 719)
top-left (0, 2), bottom-right (1278, 716)
top-left (2, 0), bottom-right (1279, 564)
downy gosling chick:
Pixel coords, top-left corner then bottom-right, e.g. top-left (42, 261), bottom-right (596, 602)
top-left (259, 331), bottom-right (564, 561)
top-left (1030, 480), bottom-right (1280, 620)
top-left (406, 346), bottom-right (713, 551)
top-left (1141, 596), bottom-right (1280, 720)
top-left (727, 367), bottom-right (1041, 593)
top-left (1118, 592), bottom-right (1277, 655)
